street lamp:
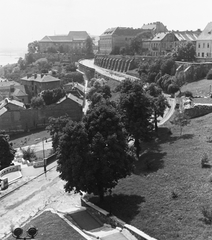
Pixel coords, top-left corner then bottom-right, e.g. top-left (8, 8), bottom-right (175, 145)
top-left (12, 226), bottom-right (38, 239)
top-left (42, 137), bottom-right (48, 177)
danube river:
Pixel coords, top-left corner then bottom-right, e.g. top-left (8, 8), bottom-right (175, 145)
top-left (0, 51), bottom-right (26, 66)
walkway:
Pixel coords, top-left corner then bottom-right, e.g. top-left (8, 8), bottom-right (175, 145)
top-left (79, 59), bottom-right (138, 82)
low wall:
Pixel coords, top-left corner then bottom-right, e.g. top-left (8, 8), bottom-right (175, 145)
top-left (33, 154), bottom-right (57, 168)
top-left (185, 104), bottom-right (212, 118)
top-left (81, 198), bottom-right (157, 240)
top-left (0, 165), bottom-right (21, 178)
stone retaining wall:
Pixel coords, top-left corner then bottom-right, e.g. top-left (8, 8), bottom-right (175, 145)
top-left (81, 198), bottom-right (157, 240)
top-left (185, 104), bottom-right (212, 118)
top-left (0, 165), bottom-right (21, 178)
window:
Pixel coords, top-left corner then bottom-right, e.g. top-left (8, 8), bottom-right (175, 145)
top-left (202, 52), bottom-right (204, 57)
top-left (203, 43), bottom-right (205, 48)
top-left (208, 43), bottom-right (210, 48)
top-left (198, 43), bottom-right (200, 48)
top-left (198, 52), bottom-right (200, 57)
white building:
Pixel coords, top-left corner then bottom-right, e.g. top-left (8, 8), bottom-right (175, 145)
top-left (196, 22), bottom-right (212, 58)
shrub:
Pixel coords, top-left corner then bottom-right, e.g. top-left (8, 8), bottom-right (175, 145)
top-left (201, 205), bottom-right (212, 224)
top-left (201, 152), bottom-right (210, 168)
top-left (22, 147), bottom-right (37, 162)
top-left (206, 69), bottom-right (212, 80)
top-left (171, 190), bottom-right (178, 199)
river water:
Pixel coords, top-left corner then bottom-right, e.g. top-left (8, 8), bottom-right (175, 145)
top-left (0, 51), bottom-right (26, 67)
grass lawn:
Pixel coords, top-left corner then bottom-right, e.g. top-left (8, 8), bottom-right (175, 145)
top-left (10, 129), bottom-right (50, 149)
top-left (90, 113), bottom-right (212, 240)
top-left (181, 79), bottom-right (212, 98)
top-left (6, 211), bottom-right (86, 240)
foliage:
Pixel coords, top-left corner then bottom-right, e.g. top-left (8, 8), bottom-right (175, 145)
top-left (181, 90), bottom-right (193, 98)
top-left (65, 63), bottom-right (77, 72)
top-left (117, 79), bottom-right (154, 158)
top-left (57, 101), bottom-right (134, 201)
top-left (25, 53), bottom-right (35, 65)
top-left (0, 134), bottom-right (15, 170)
top-left (201, 152), bottom-right (210, 168)
top-left (206, 69), bottom-right (212, 80)
top-left (31, 96), bottom-right (45, 109)
top-left (171, 111), bottom-right (191, 135)
top-left (130, 31), bottom-right (153, 54)
top-left (35, 58), bottom-right (50, 71)
top-left (28, 41), bottom-right (40, 54)
top-left (61, 72), bottom-right (84, 84)
top-left (173, 42), bottom-right (196, 62)
top-left (146, 83), bottom-right (170, 132)
top-left (46, 47), bottom-right (57, 53)
top-left (87, 80), bottom-right (111, 107)
top-left (120, 47), bottom-right (126, 55)
top-left (201, 205), bottom-right (212, 224)
top-left (41, 88), bottom-right (66, 105)
top-left (22, 147), bottom-right (37, 162)
top-left (46, 115), bottom-right (72, 151)
top-left (84, 36), bottom-right (94, 57)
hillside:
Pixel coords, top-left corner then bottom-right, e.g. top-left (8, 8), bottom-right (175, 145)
top-left (91, 112), bottom-right (212, 240)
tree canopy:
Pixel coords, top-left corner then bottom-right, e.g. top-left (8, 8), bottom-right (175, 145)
top-left (117, 79), bottom-right (154, 158)
top-left (56, 101), bottom-right (134, 201)
top-left (0, 134), bottom-right (15, 170)
top-left (173, 42), bottom-right (196, 62)
top-left (41, 88), bottom-right (66, 105)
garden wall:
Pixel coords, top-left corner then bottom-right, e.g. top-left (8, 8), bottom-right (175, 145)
top-left (0, 165), bottom-right (21, 178)
top-left (185, 104), bottom-right (212, 118)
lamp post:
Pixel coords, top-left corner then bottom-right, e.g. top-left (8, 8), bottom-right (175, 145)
top-left (42, 137), bottom-right (47, 177)
top-left (12, 226), bottom-right (38, 239)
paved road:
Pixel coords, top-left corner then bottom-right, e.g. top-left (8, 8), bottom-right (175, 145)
top-left (0, 167), bottom-right (82, 239)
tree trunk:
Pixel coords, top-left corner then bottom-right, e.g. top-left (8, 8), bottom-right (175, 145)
top-left (154, 111), bottom-right (158, 133)
top-left (134, 138), bottom-right (140, 159)
top-left (98, 186), bottom-right (104, 203)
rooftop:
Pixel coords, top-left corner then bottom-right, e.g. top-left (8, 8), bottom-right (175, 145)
top-left (21, 74), bottom-right (60, 83)
top-left (57, 93), bottom-right (83, 106)
top-left (197, 22), bottom-right (212, 40)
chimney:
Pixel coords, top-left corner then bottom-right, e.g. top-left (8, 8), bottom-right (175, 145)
top-left (34, 73), bottom-right (37, 79)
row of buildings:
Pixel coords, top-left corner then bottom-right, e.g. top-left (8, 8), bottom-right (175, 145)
top-left (38, 21), bottom-right (212, 60)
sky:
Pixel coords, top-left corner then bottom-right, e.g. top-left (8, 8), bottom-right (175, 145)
top-left (0, 0), bottom-right (212, 52)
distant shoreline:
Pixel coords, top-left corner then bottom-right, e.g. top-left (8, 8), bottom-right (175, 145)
top-left (0, 51), bottom-right (26, 67)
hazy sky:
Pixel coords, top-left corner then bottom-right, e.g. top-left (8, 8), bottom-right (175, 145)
top-left (0, 0), bottom-right (211, 52)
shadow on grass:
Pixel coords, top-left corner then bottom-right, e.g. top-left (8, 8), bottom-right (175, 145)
top-left (134, 149), bottom-right (166, 175)
top-left (157, 127), bottom-right (194, 144)
top-left (89, 193), bottom-right (145, 223)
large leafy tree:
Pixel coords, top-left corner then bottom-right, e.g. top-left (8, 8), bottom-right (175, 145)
top-left (57, 101), bottom-right (133, 202)
top-left (41, 88), bottom-right (66, 105)
top-left (0, 134), bottom-right (15, 170)
top-left (46, 115), bottom-right (71, 151)
top-left (31, 96), bottom-right (45, 109)
top-left (117, 79), bottom-right (154, 159)
top-left (146, 83), bottom-right (170, 133)
top-left (85, 36), bottom-right (94, 57)
top-left (173, 41), bottom-right (196, 62)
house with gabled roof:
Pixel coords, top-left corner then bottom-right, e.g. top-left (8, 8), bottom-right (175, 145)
top-left (196, 22), bottom-right (212, 59)
top-left (20, 73), bottom-right (61, 100)
top-left (99, 27), bottom-right (144, 54)
top-left (150, 32), bottom-right (179, 56)
top-left (141, 22), bottom-right (168, 35)
top-left (39, 31), bottom-right (89, 53)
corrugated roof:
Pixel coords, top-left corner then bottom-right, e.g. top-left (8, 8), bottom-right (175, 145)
top-left (0, 107), bottom-right (7, 116)
top-left (174, 31), bottom-right (200, 41)
top-left (57, 93), bottom-right (83, 106)
top-left (7, 98), bottom-right (25, 108)
top-left (197, 22), bottom-right (212, 40)
top-left (21, 74), bottom-right (60, 83)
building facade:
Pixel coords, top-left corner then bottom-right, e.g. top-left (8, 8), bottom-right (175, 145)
top-left (20, 74), bottom-right (61, 100)
top-left (196, 22), bottom-right (212, 58)
top-left (141, 22), bottom-right (168, 35)
top-left (99, 27), bottom-right (144, 54)
top-left (39, 31), bottom-right (90, 53)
